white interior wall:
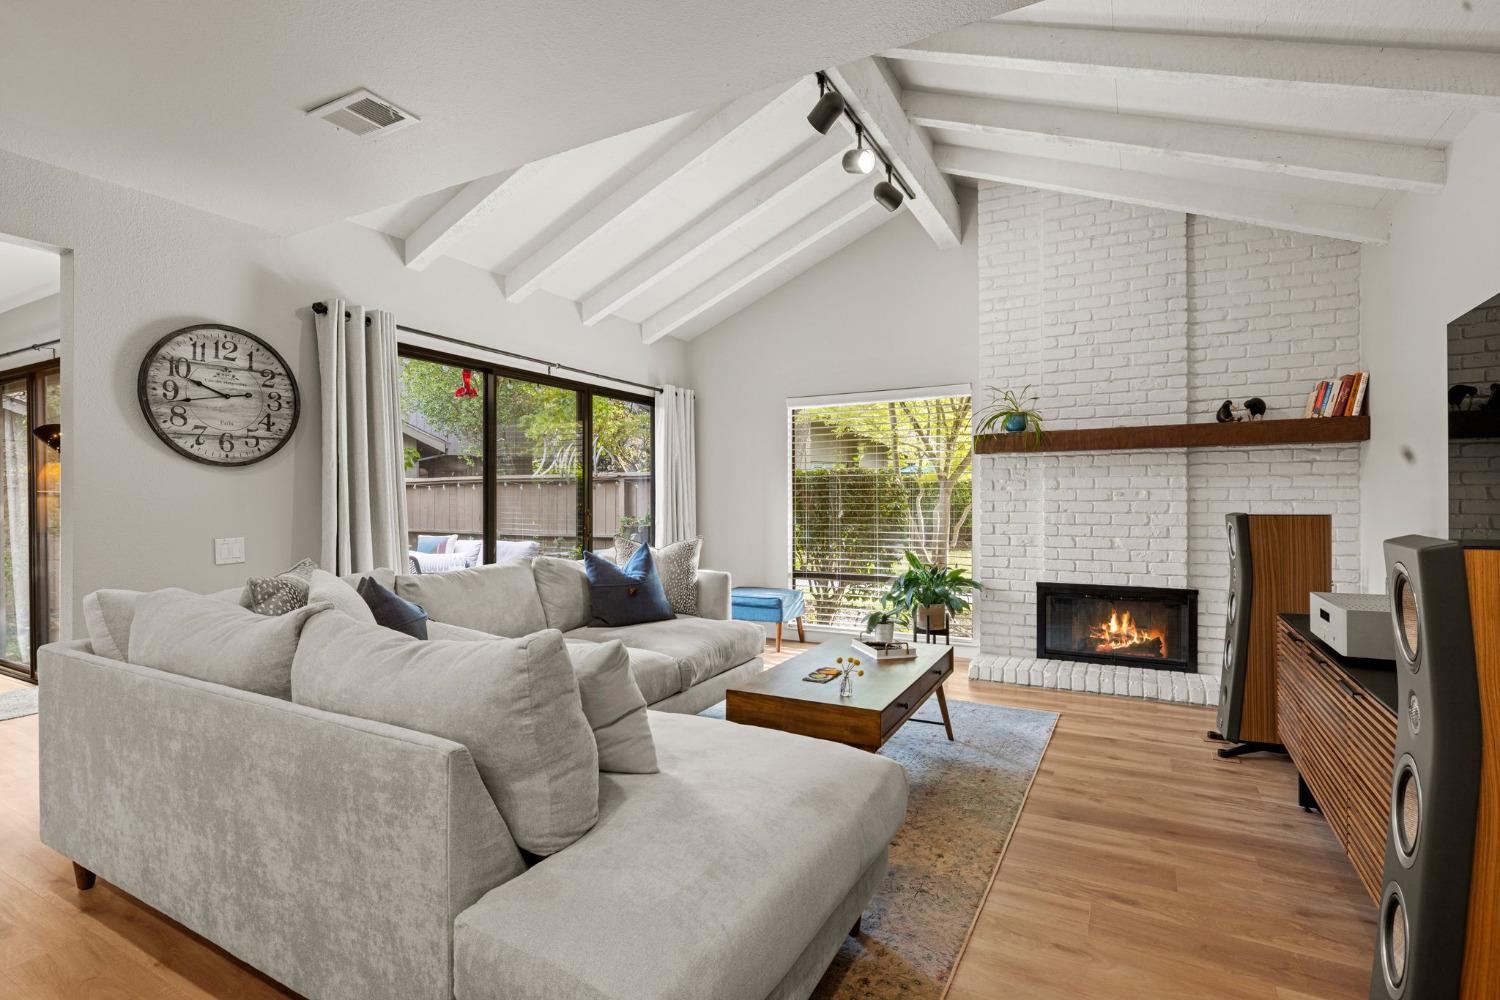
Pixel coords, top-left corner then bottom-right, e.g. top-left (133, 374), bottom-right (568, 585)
top-left (0, 147), bottom-right (687, 635)
top-left (0, 293), bottom-right (59, 360)
top-left (1360, 114), bottom-right (1500, 587)
top-left (686, 193), bottom-right (978, 604)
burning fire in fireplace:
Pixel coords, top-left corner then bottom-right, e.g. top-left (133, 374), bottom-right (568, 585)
top-left (1088, 609), bottom-right (1166, 658)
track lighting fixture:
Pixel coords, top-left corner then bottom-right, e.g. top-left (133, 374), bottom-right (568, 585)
top-left (873, 166), bottom-right (905, 212)
top-left (807, 79), bottom-right (846, 134)
top-left (841, 128), bottom-right (876, 175)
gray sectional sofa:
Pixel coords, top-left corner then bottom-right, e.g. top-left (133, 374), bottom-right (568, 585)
top-left (379, 555), bottom-right (769, 715)
top-left (39, 559), bottom-right (909, 1000)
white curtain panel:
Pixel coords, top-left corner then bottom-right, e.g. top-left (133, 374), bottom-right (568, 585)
top-left (314, 300), bottom-right (409, 574)
top-left (653, 384), bottom-right (696, 545)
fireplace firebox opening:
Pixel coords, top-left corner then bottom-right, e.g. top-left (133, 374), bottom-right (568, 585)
top-left (1036, 582), bottom-right (1198, 672)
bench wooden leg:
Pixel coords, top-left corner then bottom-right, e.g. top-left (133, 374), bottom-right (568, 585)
top-left (774, 622), bottom-right (783, 653)
top-left (795, 616), bottom-right (805, 642)
top-left (72, 862), bottom-right (96, 891)
top-left (935, 685), bottom-right (955, 742)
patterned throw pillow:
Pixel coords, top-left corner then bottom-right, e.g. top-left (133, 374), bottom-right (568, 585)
top-left (240, 558), bottom-right (318, 616)
top-left (613, 536), bottom-right (701, 616)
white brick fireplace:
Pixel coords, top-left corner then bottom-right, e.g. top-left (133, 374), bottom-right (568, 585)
top-left (970, 185), bottom-right (1363, 700)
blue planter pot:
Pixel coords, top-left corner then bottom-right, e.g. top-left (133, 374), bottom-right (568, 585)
top-left (1002, 413), bottom-right (1028, 433)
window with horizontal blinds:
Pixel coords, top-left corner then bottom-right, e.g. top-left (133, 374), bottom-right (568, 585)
top-left (790, 393), bottom-right (974, 638)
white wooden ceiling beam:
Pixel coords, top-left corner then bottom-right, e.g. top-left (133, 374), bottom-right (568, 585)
top-left (906, 91), bottom-right (1445, 194)
top-left (888, 23), bottom-right (1500, 109)
top-left (580, 131), bottom-right (849, 326)
top-left (402, 166), bottom-right (541, 270)
top-left (642, 184), bottom-right (880, 343)
top-left (503, 80), bottom-right (812, 302)
top-left (825, 58), bottom-right (963, 249)
top-left (934, 145), bottom-right (1389, 244)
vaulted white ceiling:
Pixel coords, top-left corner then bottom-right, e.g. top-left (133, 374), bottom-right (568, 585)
top-left (354, 0), bottom-right (1500, 343)
top-left (0, 0), bottom-right (1039, 234)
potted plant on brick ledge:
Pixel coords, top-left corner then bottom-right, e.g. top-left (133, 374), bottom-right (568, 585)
top-left (976, 386), bottom-right (1045, 445)
top-left (884, 552), bottom-right (981, 637)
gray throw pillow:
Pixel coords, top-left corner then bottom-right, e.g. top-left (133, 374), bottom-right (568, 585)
top-left (240, 557), bottom-right (319, 616)
top-left (307, 569), bottom-right (376, 625)
top-left (81, 589), bottom-right (142, 661)
top-left (572, 641), bottom-right (657, 774)
top-left (128, 588), bottom-right (329, 699)
top-left (532, 556), bottom-right (591, 632)
top-left (292, 612), bottom-right (599, 855)
top-left (614, 536), bottom-right (701, 616)
top-left (394, 561), bottom-right (547, 637)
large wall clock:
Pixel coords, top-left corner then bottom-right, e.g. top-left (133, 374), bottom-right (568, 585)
top-left (137, 324), bottom-right (300, 466)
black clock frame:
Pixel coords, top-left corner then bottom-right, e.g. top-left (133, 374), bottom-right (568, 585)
top-left (136, 323), bottom-right (301, 468)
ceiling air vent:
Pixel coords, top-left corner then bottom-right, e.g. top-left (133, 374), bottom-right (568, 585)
top-left (307, 89), bottom-right (419, 138)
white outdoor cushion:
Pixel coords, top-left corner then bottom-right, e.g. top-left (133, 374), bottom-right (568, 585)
top-left (128, 588), bottom-right (329, 699)
top-left (293, 613), bottom-right (598, 855)
top-left (395, 561), bottom-right (547, 638)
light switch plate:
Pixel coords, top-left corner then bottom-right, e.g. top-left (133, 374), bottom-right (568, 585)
top-left (215, 537), bottom-right (246, 565)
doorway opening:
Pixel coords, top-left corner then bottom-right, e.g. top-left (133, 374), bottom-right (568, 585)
top-left (0, 238), bottom-right (62, 682)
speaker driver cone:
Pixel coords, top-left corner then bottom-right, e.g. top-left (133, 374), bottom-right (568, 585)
top-left (1391, 755), bottom-right (1422, 867)
top-left (1380, 884), bottom-right (1409, 994)
top-left (1392, 567), bottom-right (1420, 666)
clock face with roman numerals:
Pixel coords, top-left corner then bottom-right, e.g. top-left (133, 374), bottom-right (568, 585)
top-left (137, 324), bottom-right (300, 466)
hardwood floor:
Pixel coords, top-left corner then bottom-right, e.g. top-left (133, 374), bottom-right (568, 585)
top-left (0, 645), bottom-right (1375, 999)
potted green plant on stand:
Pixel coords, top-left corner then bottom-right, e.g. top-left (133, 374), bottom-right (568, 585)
top-left (884, 551), bottom-right (981, 639)
top-left (976, 386), bottom-right (1045, 445)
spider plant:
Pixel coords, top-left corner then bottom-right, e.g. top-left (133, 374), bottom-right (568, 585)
top-left (976, 386), bottom-right (1045, 445)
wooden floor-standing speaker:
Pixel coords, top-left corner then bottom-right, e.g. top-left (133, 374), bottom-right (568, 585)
top-left (1370, 537), bottom-right (1499, 1000)
top-left (1212, 512), bottom-right (1332, 758)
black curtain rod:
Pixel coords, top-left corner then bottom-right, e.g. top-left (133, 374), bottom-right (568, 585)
top-left (311, 302), bottom-right (662, 395)
top-left (0, 339), bottom-right (60, 362)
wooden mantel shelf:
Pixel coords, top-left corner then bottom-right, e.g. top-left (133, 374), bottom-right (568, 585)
top-left (974, 415), bottom-right (1369, 455)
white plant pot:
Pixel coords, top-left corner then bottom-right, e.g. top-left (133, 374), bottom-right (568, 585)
top-left (871, 622), bottom-right (895, 644)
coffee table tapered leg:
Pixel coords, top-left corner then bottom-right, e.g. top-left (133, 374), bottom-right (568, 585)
top-left (935, 685), bottom-right (954, 741)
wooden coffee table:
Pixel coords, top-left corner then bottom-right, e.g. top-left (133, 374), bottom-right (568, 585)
top-left (725, 640), bottom-right (954, 752)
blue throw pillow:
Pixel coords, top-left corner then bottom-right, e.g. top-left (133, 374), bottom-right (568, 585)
top-left (357, 576), bottom-right (429, 639)
top-left (584, 547), bottom-right (674, 627)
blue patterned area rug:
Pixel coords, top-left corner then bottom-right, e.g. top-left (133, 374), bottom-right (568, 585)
top-left (700, 697), bottom-right (1058, 999)
top-left (0, 686), bottom-right (38, 722)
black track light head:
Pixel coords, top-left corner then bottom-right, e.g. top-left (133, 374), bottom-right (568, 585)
top-left (873, 167), bottom-right (905, 212)
top-left (807, 89), bottom-right (846, 134)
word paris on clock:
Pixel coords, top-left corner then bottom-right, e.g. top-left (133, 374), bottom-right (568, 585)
top-left (136, 324), bottom-right (300, 466)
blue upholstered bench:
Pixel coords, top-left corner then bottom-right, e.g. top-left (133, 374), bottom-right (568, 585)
top-left (731, 587), bottom-right (806, 652)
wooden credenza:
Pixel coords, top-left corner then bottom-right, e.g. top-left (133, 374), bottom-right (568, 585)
top-left (1275, 613), bottom-right (1397, 901)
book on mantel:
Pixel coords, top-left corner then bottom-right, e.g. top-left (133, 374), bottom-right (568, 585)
top-left (851, 638), bottom-right (917, 662)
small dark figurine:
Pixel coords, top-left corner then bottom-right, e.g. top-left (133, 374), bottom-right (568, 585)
top-left (1450, 384), bottom-right (1479, 410)
top-left (1243, 397), bottom-right (1266, 420)
top-left (1215, 400), bottom-right (1239, 423)
top-left (1486, 384), bottom-right (1500, 411)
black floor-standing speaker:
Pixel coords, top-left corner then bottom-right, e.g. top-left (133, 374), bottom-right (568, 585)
top-left (1371, 536), bottom-right (1484, 1000)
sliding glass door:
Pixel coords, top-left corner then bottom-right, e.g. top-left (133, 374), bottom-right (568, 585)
top-left (0, 362), bottom-right (60, 680)
top-left (399, 347), bottom-right (652, 566)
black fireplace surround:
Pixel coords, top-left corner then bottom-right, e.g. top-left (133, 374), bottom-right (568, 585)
top-left (1036, 581), bottom-right (1198, 672)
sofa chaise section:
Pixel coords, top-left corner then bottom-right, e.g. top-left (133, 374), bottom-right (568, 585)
top-left (38, 640), bottom-right (524, 1000)
top-left (454, 711), bottom-right (908, 1000)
